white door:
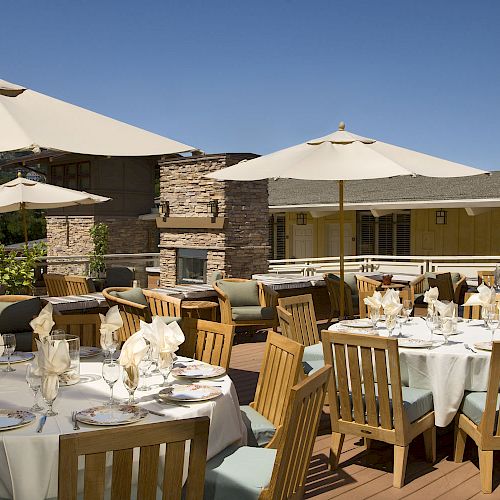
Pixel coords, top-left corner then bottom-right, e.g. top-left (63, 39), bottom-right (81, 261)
top-left (326, 223), bottom-right (354, 256)
top-left (292, 225), bottom-right (313, 258)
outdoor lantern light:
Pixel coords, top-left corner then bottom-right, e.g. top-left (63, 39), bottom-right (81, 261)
top-left (208, 200), bottom-right (219, 218)
top-left (160, 200), bottom-right (170, 220)
top-left (296, 213), bottom-right (307, 225)
top-left (435, 209), bottom-right (447, 225)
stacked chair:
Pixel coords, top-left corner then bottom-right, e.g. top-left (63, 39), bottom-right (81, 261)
top-left (43, 274), bottom-right (95, 296)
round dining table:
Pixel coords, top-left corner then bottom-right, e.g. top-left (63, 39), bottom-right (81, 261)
top-left (0, 355), bottom-right (246, 500)
top-left (330, 317), bottom-right (494, 427)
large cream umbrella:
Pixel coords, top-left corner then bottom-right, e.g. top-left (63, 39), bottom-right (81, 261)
top-left (0, 79), bottom-right (195, 156)
top-left (207, 122), bottom-right (488, 318)
top-left (0, 173), bottom-right (110, 243)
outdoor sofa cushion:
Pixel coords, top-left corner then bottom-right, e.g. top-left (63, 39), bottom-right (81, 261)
top-left (240, 405), bottom-right (276, 447)
top-left (325, 273), bottom-right (360, 314)
top-left (0, 297), bottom-right (42, 334)
top-left (461, 391), bottom-right (500, 426)
top-left (303, 359), bottom-right (324, 376)
top-left (109, 288), bottom-right (148, 307)
top-left (216, 280), bottom-right (260, 307)
top-left (231, 306), bottom-right (274, 321)
top-left (303, 342), bottom-right (324, 363)
top-left (205, 444), bottom-right (276, 500)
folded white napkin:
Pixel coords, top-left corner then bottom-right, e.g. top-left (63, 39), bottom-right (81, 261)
top-left (434, 300), bottom-right (455, 317)
top-left (118, 331), bottom-right (148, 389)
top-left (35, 338), bottom-right (71, 401)
top-left (423, 287), bottom-right (439, 304)
top-left (30, 303), bottom-right (55, 340)
top-left (364, 291), bottom-right (383, 309)
top-left (384, 303), bottom-right (403, 317)
top-left (463, 284), bottom-right (496, 307)
top-left (382, 289), bottom-right (400, 308)
top-left (99, 305), bottom-right (123, 350)
top-left (141, 316), bottom-right (185, 357)
top-left (158, 350), bottom-right (174, 370)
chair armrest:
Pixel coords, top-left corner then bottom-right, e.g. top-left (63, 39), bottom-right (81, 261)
top-left (143, 290), bottom-right (182, 316)
top-left (453, 276), bottom-right (468, 305)
top-left (410, 274), bottom-right (426, 295)
top-left (213, 283), bottom-right (233, 324)
top-left (259, 283), bottom-right (278, 308)
top-left (102, 288), bottom-right (149, 311)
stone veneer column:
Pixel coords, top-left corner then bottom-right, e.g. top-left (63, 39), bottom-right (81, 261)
top-left (158, 153), bottom-right (269, 286)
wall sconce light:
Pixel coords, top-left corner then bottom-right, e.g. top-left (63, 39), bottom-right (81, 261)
top-left (208, 200), bottom-right (219, 218)
top-left (296, 212), bottom-right (307, 225)
top-left (160, 200), bottom-right (170, 220)
top-left (435, 209), bottom-right (447, 225)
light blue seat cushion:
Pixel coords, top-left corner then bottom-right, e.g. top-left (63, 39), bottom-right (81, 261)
top-left (461, 391), bottom-right (500, 426)
top-left (303, 359), bottom-right (324, 376)
top-left (400, 386), bottom-right (434, 424)
top-left (216, 280), bottom-right (260, 307)
top-left (205, 444), bottom-right (276, 500)
top-left (231, 306), bottom-right (275, 321)
top-left (156, 316), bottom-right (182, 325)
top-left (303, 342), bottom-right (324, 363)
top-left (240, 405), bottom-right (276, 447)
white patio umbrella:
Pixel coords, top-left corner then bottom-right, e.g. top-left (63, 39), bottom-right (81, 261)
top-left (207, 122), bottom-right (488, 318)
top-left (0, 173), bottom-right (110, 243)
top-left (0, 79), bottom-right (195, 156)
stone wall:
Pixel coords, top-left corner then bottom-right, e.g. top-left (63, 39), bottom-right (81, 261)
top-left (158, 153), bottom-right (269, 286)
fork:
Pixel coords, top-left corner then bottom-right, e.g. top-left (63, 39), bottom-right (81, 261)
top-left (72, 411), bottom-right (80, 431)
top-left (464, 343), bottom-right (478, 354)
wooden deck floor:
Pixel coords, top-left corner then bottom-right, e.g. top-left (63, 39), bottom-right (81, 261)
top-left (228, 338), bottom-right (500, 499)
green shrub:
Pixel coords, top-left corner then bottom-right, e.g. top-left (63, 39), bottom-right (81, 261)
top-left (89, 223), bottom-right (108, 277)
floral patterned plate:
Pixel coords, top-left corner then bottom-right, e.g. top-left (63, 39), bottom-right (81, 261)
top-left (473, 342), bottom-right (492, 352)
top-left (0, 352), bottom-right (34, 364)
top-left (171, 364), bottom-right (225, 379)
top-left (339, 319), bottom-right (373, 328)
top-left (76, 405), bottom-right (148, 426)
top-left (0, 409), bottom-right (36, 431)
top-left (159, 384), bottom-right (222, 402)
top-left (79, 346), bottom-right (102, 358)
top-left (398, 338), bottom-right (434, 348)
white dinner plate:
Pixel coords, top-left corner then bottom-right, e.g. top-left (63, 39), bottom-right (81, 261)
top-left (171, 364), bottom-right (225, 379)
top-left (0, 352), bottom-right (34, 364)
top-left (398, 338), bottom-right (434, 348)
top-left (0, 409), bottom-right (36, 431)
top-left (339, 319), bottom-right (373, 328)
top-left (473, 342), bottom-right (492, 352)
top-left (80, 346), bottom-right (102, 358)
top-left (76, 405), bottom-right (148, 426)
top-left (159, 384), bottom-right (222, 402)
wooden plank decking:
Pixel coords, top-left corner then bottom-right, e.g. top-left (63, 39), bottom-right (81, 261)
top-left (228, 337), bottom-right (500, 499)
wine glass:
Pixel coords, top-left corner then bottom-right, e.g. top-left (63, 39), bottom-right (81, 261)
top-left (385, 315), bottom-right (397, 336)
top-left (137, 354), bottom-right (152, 391)
top-left (396, 312), bottom-right (407, 337)
top-left (102, 360), bottom-right (120, 406)
top-left (403, 299), bottom-right (413, 321)
top-left (26, 363), bottom-right (43, 411)
top-left (425, 312), bottom-right (439, 342)
top-left (486, 308), bottom-right (500, 343)
top-left (2, 334), bottom-right (16, 372)
top-left (439, 316), bottom-right (454, 345)
top-left (122, 366), bottom-right (139, 404)
top-left (158, 350), bottom-right (174, 387)
top-left (369, 306), bottom-right (381, 329)
top-left (41, 375), bottom-right (59, 416)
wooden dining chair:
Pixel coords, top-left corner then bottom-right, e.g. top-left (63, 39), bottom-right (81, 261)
top-left (58, 417), bottom-right (209, 500)
top-left (53, 313), bottom-right (101, 347)
top-left (454, 341), bottom-right (500, 494)
top-left (321, 329), bottom-right (436, 488)
top-left (65, 275), bottom-right (96, 295)
top-left (144, 289), bottom-right (182, 318)
top-left (178, 318), bottom-right (235, 370)
top-left (462, 291), bottom-right (500, 320)
top-left (204, 366), bottom-right (331, 499)
top-left (323, 273), bottom-right (356, 321)
top-left (277, 294), bottom-right (320, 347)
top-left (43, 273), bottom-right (69, 296)
top-left (478, 270), bottom-right (496, 287)
top-left (240, 331), bottom-right (304, 448)
top-left (356, 275), bottom-right (382, 318)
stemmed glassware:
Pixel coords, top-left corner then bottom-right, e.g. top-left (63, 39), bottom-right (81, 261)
top-left (103, 332), bottom-right (120, 361)
top-left (41, 376), bottom-right (59, 416)
top-left (425, 312), bottom-right (439, 342)
top-left (385, 315), bottom-right (397, 336)
top-left (102, 359), bottom-right (120, 406)
top-left (2, 334), bottom-right (16, 372)
top-left (137, 351), bottom-right (152, 391)
top-left (439, 316), bottom-right (453, 345)
top-left (26, 363), bottom-right (44, 412)
top-left (485, 305), bottom-right (500, 343)
top-left (122, 366), bottom-right (139, 404)
top-left (369, 306), bottom-right (381, 329)
top-left (396, 312), bottom-right (407, 337)
top-left (158, 350), bottom-right (174, 387)
top-left (403, 299), bottom-right (413, 321)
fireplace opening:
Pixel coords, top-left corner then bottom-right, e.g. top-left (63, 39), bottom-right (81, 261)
top-left (177, 248), bottom-right (208, 284)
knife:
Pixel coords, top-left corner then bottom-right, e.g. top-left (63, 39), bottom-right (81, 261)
top-left (36, 415), bottom-right (47, 433)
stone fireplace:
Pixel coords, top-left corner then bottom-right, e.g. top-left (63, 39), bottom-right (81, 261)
top-left (158, 153), bottom-right (270, 286)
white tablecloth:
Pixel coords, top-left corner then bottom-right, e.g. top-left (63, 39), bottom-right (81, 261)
top-left (330, 318), bottom-right (493, 427)
top-left (0, 357), bottom-right (245, 500)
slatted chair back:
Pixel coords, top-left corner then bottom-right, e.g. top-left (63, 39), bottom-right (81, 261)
top-left (178, 318), bottom-right (235, 370)
top-left (277, 294), bottom-right (319, 347)
top-left (250, 331), bottom-right (304, 448)
top-left (53, 314), bottom-right (101, 347)
top-left (143, 289), bottom-right (182, 317)
top-left (43, 274), bottom-right (69, 296)
top-left (276, 306), bottom-right (295, 341)
top-left (463, 291), bottom-right (500, 319)
top-left (322, 330), bottom-right (408, 442)
top-left (58, 417), bottom-right (209, 500)
top-left (428, 273), bottom-right (454, 302)
top-left (65, 275), bottom-right (95, 295)
top-left (356, 275), bottom-right (381, 294)
top-left (323, 273), bottom-right (355, 321)
top-left (478, 270), bottom-right (496, 287)
top-left (262, 366), bottom-right (331, 500)
top-left (102, 287), bottom-right (151, 342)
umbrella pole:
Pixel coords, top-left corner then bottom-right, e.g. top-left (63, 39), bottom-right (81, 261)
top-left (339, 180), bottom-right (345, 319)
top-left (21, 203), bottom-right (28, 245)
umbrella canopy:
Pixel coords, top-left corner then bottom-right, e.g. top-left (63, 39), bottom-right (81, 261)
top-left (207, 122), bottom-right (488, 318)
top-left (0, 174), bottom-right (110, 243)
top-left (0, 79), bottom-right (195, 156)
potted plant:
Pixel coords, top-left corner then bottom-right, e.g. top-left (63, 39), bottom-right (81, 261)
top-left (89, 223), bottom-right (108, 279)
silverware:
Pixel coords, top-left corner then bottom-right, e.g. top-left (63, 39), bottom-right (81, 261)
top-left (72, 411), bottom-right (80, 430)
top-left (147, 409), bottom-right (166, 417)
top-left (36, 415), bottom-right (47, 433)
top-left (465, 343), bottom-right (478, 354)
top-left (154, 396), bottom-right (190, 408)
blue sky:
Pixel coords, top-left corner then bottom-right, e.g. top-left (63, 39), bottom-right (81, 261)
top-left (1, 0), bottom-right (499, 170)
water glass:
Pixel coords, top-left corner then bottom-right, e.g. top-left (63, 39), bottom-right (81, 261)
top-left (103, 331), bottom-right (120, 360)
top-left (425, 312), bottom-right (439, 341)
top-left (102, 360), bottom-right (120, 406)
top-left (42, 375), bottom-right (59, 416)
top-left (385, 315), bottom-right (397, 336)
top-left (369, 306), bottom-right (381, 329)
top-left (439, 316), bottom-right (454, 344)
top-left (122, 366), bottom-right (139, 404)
top-left (26, 363), bottom-right (43, 411)
top-left (2, 334), bottom-right (16, 372)
top-left (396, 312), bottom-right (407, 337)
top-left (137, 355), bottom-right (153, 391)
top-left (403, 299), bottom-right (413, 320)
top-left (486, 308), bottom-right (500, 343)
top-left (158, 350), bottom-right (174, 387)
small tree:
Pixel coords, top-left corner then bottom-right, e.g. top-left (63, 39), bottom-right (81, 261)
top-left (89, 223), bottom-right (108, 277)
